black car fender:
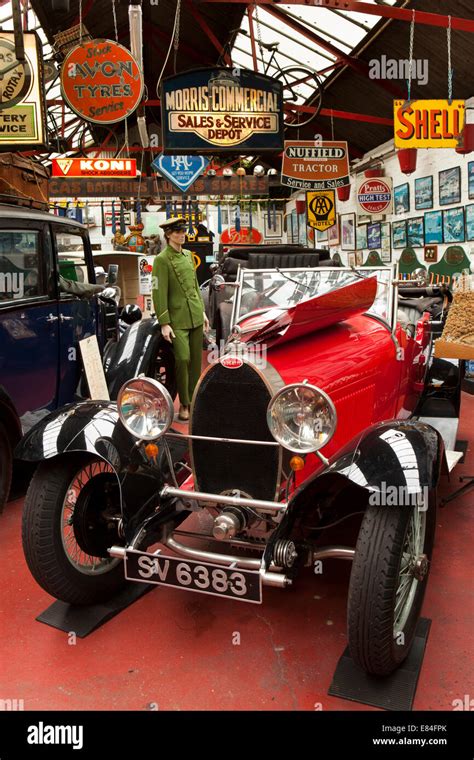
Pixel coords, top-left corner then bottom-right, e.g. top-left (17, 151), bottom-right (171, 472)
top-left (104, 318), bottom-right (171, 399)
top-left (264, 420), bottom-right (445, 568)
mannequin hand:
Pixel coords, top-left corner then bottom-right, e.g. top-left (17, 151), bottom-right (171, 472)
top-left (203, 312), bottom-right (210, 332)
top-left (161, 324), bottom-right (176, 342)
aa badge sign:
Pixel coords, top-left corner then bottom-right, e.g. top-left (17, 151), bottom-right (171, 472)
top-left (306, 190), bottom-right (336, 231)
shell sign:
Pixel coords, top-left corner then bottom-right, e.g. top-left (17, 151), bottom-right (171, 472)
top-left (394, 99), bottom-right (465, 149)
top-left (60, 40), bottom-right (144, 124)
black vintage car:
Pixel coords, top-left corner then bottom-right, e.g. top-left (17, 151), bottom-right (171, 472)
top-left (0, 204), bottom-right (175, 510)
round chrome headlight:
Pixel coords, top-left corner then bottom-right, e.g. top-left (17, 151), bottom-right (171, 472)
top-left (267, 383), bottom-right (337, 453)
top-left (117, 377), bottom-right (174, 440)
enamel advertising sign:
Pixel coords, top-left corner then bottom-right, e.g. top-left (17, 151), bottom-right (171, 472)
top-left (152, 154), bottom-right (209, 192)
top-left (0, 32), bottom-right (46, 147)
top-left (52, 158), bottom-right (137, 177)
top-left (60, 39), bottom-right (144, 124)
top-left (394, 99), bottom-right (465, 149)
top-left (356, 177), bottom-right (393, 215)
top-left (161, 68), bottom-right (283, 153)
top-left (281, 140), bottom-right (350, 190)
top-left (306, 190), bottom-right (336, 231)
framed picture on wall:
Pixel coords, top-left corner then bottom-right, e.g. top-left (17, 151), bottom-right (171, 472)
top-left (316, 228), bottom-right (328, 243)
top-left (424, 210), bottom-right (443, 244)
top-left (443, 207), bottom-right (465, 243)
top-left (407, 217), bottom-right (424, 247)
top-left (469, 162), bottom-right (474, 200)
top-left (356, 224), bottom-right (367, 250)
top-left (264, 211), bottom-right (283, 238)
top-left (341, 213), bottom-right (356, 250)
top-left (439, 166), bottom-right (461, 206)
top-left (414, 176), bottom-right (433, 210)
top-left (466, 204), bottom-right (474, 241)
top-left (347, 252), bottom-right (356, 267)
top-left (367, 222), bottom-right (381, 248)
top-left (380, 222), bottom-right (391, 262)
top-left (392, 220), bottom-right (407, 249)
top-left (355, 250), bottom-right (363, 266)
top-left (327, 216), bottom-right (340, 246)
top-left (394, 183), bottom-right (410, 214)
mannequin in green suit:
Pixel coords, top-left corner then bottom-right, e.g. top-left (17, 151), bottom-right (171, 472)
top-left (152, 218), bottom-right (209, 421)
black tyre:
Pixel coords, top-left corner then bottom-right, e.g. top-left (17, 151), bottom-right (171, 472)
top-left (0, 421), bottom-right (13, 512)
top-left (150, 340), bottom-right (177, 400)
top-left (347, 488), bottom-right (437, 675)
top-left (22, 455), bottom-right (125, 606)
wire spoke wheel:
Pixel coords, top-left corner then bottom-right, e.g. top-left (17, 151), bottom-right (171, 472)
top-left (22, 455), bottom-right (127, 605)
top-left (60, 461), bottom-right (121, 576)
top-left (279, 66), bottom-right (323, 128)
top-left (347, 487), bottom-right (436, 675)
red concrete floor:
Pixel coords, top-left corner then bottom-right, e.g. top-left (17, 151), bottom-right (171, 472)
top-left (1, 394), bottom-right (473, 711)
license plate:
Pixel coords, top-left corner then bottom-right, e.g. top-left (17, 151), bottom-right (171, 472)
top-left (124, 549), bottom-right (262, 604)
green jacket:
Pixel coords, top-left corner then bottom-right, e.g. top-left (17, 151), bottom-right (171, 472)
top-left (152, 244), bottom-right (204, 329)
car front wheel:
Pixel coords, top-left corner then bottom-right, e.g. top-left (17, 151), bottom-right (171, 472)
top-left (347, 488), bottom-right (436, 676)
top-left (22, 455), bottom-right (125, 606)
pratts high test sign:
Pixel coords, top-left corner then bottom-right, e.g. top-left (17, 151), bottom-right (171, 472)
top-left (161, 68), bottom-right (283, 154)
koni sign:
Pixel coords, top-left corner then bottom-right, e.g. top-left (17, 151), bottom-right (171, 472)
top-left (52, 158), bottom-right (137, 178)
top-left (60, 39), bottom-right (144, 124)
top-left (394, 99), bottom-right (465, 149)
top-left (161, 68), bottom-right (283, 154)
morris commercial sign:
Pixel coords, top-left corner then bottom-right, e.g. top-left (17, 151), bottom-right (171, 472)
top-left (281, 140), bottom-right (350, 190)
top-left (161, 68), bottom-right (283, 153)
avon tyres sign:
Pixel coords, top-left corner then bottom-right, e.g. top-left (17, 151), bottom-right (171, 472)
top-left (161, 68), bottom-right (283, 153)
top-left (281, 140), bottom-right (350, 190)
top-left (152, 154), bottom-right (209, 192)
top-left (356, 177), bottom-right (393, 215)
top-left (52, 158), bottom-right (137, 177)
top-left (394, 99), bottom-right (465, 149)
top-left (60, 39), bottom-right (144, 124)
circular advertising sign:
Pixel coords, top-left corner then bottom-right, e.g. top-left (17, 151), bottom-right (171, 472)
top-left (357, 178), bottom-right (392, 214)
top-left (0, 37), bottom-right (33, 109)
top-left (220, 227), bottom-right (263, 245)
top-left (60, 39), bottom-right (144, 124)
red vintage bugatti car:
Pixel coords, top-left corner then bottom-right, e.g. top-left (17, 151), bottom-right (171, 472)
top-left (18, 265), bottom-right (461, 676)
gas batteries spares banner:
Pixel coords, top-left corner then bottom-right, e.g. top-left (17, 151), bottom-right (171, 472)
top-left (281, 141), bottom-right (350, 190)
top-left (161, 68), bottom-right (283, 153)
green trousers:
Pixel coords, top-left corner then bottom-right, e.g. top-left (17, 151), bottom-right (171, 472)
top-left (172, 326), bottom-right (203, 406)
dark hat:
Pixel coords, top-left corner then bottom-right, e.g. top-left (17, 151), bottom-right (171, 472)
top-left (159, 217), bottom-right (187, 232)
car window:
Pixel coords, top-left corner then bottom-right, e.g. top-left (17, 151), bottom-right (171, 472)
top-left (55, 231), bottom-right (90, 286)
top-left (236, 267), bottom-right (394, 326)
top-left (0, 230), bottom-right (42, 301)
